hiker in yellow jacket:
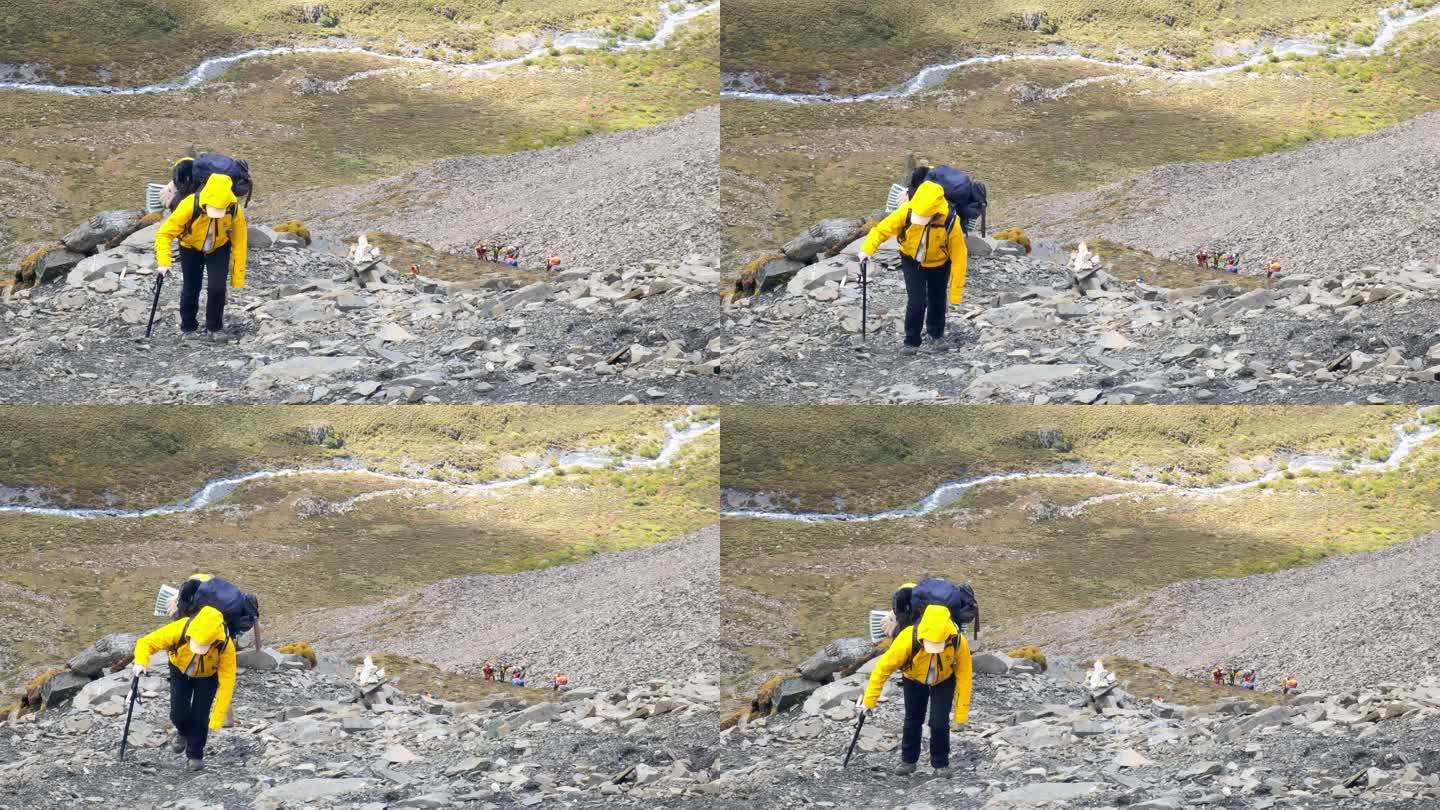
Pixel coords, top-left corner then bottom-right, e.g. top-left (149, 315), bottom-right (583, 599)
top-left (857, 179), bottom-right (968, 354)
top-left (131, 605), bottom-right (236, 771)
top-left (857, 604), bottom-right (973, 777)
top-left (155, 173), bottom-right (248, 340)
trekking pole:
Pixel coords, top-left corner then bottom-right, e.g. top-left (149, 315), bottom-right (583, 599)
top-left (859, 258), bottom-right (869, 340)
top-left (842, 713), bottom-right (866, 768)
top-left (144, 273), bottom-right (165, 338)
top-left (118, 674), bottom-right (140, 762)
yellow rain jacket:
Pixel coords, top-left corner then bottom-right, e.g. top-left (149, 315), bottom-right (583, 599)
top-left (155, 174), bottom-right (248, 288)
top-left (862, 604), bottom-right (973, 724)
top-left (133, 605), bottom-right (237, 730)
top-left (859, 180), bottom-right (970, 306)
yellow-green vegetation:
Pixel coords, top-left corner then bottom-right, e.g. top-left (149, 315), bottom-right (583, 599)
top-left (370, 654), bottom-right (557, 703)
top-left (0, 404), bottom-right (689, 509)
top-left (272, 220), bottom-right (312, 246)
top-left (1007, 645), bottom-right (1047, 671)
top-left (720, 404), bottom-right (1408, 512)
top-left (276, 640), bottom-right (317, 666)
top-left (22, 669), bottom-right (65, 706)
top-left (0, 12), bottom-right (716, 265)
top-left (721, 409), bottom-right (1440, 692)
top-left (722, 25), bottom-right (1440, 263)
top-left (1082, 240), bottom-right (1265, 291)
top-left (3, 0), bottom-right (670, 84)
top-left (9, 244), bottom-right (62, 290)
top-left (363, 232), bottom-right (547, 283)
top-left (723, 0), bottom-right (1403, 94)
top-left (0, 411), bottom-right (716, 688)
top-left (1101, 657), bottom-right (1286, 707)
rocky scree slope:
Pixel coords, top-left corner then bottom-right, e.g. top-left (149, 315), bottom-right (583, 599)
top-left (716, 638), bottom-right (1440, 807)
top-left (2, 645), bottom-right (722, 808)
top-left (721, 227), bottom-right (1440, 404)
top-left (1, 216), bottom-right (722, 403)
top-left (262, 107), bottom-right (721, 271)
top-left (1009, 111), bottom-right (1440, 277)
top-left (1015, 529), bottom-right (1440, 698)
top-left (275, 527), bottom-right (719, 692)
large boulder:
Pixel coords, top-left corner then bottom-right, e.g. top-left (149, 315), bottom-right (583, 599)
top-left (783, 217), bottom-right (866, 264)
top-left (73, 670), bottom-right (136, 711)
top-left (62, 210), bottom-right (146, 254)
top-left (768, 677), bottom-right (822, 714)
top-left (972, 651), bottom-right (1015, 675)
top-left (67, 632), bottom-right (140, 677)
top-left (67, 253), bottom-right (129, 287)
top-left (23, 248), bottom-right (87, 286)
top-left (245, 356), bottom-right (367, 390)
top-left (785, 255), bottom-right (853, 296)
top-left (737, 255), bottom-right (805, 295)
top-left (798, 637), bottom-right (879, 682)
top-left (40, 671), bottom-right (92, 707)
top-left (121, 222), bottom-right (163, 249)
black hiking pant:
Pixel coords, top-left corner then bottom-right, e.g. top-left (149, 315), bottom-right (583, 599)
top-left (900, 675), bottom-right (955, 768)
top-left (168, 663), bottom-right (219, 760)
top-left (900, 257), bottom-right (950, 347)
top-left (178, 244), bottom-right (231, 333)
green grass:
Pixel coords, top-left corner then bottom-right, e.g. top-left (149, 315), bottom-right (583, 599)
top-left (721, 26), bottom-right (1440, 267)
top-left (721, 440), bottom-right (1440, 693)
top-left (719, 404), bottom-right (1409, 513)
top-left (0, 13), bottom-right (717, 267)
top-left (0, 404), bottom-right (690, 508)
top-left (0, 417), bottom-right (717, 690)
top-left (722, 0), bottom-right (1401, 94)
top-left (2, 0), bottom-right (672, 84)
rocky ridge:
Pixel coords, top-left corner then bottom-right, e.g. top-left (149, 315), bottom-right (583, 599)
top-left (1, 219), bottom-right (722, 403)
top-left (716, 640), bottom-right (1440, 808)
top-left (1009, 112), bottom-right (1440, 278)
top-left (275, 527), bottom-right (719, 692)
top-left (722, 229), bottom-right (1440, 404)
top-left (262, 107), bottom-right (721, 272)
top-left (2, 648), bottom-right (722, 808)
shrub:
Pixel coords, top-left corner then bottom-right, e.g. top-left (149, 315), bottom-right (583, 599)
top-left (273, 220), bottom-right (312, 245)
top-left (1007, 645), bottom-right (1048, 671)
top-left (277, 641), bottom-right (317, 667)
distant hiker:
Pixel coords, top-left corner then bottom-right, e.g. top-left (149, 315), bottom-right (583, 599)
top-left (1210, 251), bottom-right (1220, 270)
top-left (1212, 666), bottom-right (1224, 686)
top-left (857, 604), bottom-right (973, 777)
top-left (1225, 258), bottom-right (1238, 274)
top-left (513, 669), bottom-right (526, 687)
top-left (1267, 261), bottom-right (1282, 284)
top-left (547, 255), bottom-right (561, 272)
top-left (476, 241), bottom-right (489, 261)
top-left (1228, 668), bottom-right (1238, 686)
top-left (498, 663), bottom-right (510, 680)
top-left (482, 662), bottom-right (494, 681)
top-left (1283, 676), bottom-right (1298, 695)
top-left (857, 177), bottom-right (969, 354)
top-left (1241, 670), bottom-right (1257, 690)
top-left (408, 264), bottom-right (420, 276)
top-left (132, 605), bottom-right (236, 772)
top-left (155, 174), bottom-right (248, 339)
top-left (554, 673), bottom-right (569, 691)
top-left (1196, 250), bottom-right (1208, 269)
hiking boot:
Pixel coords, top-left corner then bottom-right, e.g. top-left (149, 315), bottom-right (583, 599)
top-left (179, 330), bottom-right (199, 342)
top-left (900, 345), bottom-right (920, 356)
top-left (932, 766), bottom-right (953, 779)
top-left (169, 735), bottom-right (187, 753)
top-left (185, 758), bottom-right (205, 772)
top-left (893, 761), bottom-right (917, 776)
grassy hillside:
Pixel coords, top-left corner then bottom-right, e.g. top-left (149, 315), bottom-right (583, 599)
top-left (722, 0), bottom-right (1412, 93)
top-left (721, 424), bottom-right (1440, 692)
top-left (722, 26), bottom-right (1440, 265)
top-left (0, 404), bottom-right (691, 508)
top-left (0, 12), bottom-right (716, 267)
top-left (720, 404), bottom-right (1410, 512)
top-left (0, 409), bottom-right (717, 688)
top-left (3, 0), bottom-right (673, 84)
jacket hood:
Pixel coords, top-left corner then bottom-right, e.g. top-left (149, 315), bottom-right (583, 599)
top-left (198, 175), bottom-right (237, 210)
top-left (187, 605), bottom-right (227, 646)
top-left (917, 604), bottom-right (956, 644)
top-left (909, 181), bottom-right (947, 219)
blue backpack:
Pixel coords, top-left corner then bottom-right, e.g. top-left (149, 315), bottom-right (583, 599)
top-left (177, 575), bottom-right (261, 646)
top-left (898, 578), bottom-right (980, 669)
top-left (925, 166), bottom-right (988, 236)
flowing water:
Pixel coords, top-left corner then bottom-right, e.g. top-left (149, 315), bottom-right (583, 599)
top-left (0, 410), bottom-right (717, 520)
top-left (721, 2), bottom-right (1440, 104)
top-left (0, 1), bottom-right (718, 96)
top-left (722, 408), bottom-right (1440, 522)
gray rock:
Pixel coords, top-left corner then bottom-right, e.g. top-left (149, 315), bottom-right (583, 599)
top-left (237, 648), bottom-right (281, 671)
top-left (971, 364), bottom-right (1086, 390)
top-left (253, 778), bottom-right (368, 810)
top-left (63, 210), bottom-right (145, 253)
top-left (67, 253), bottom-right (129, 287)
top-left (988, 782), bottom-right (1103, 805)
top-left (768, 677), bottom-right (822, 714)
top-left (786, 256), bottom-right (852, 296)
top-left (798, 637), bottom-right (877, 682)
top-left (246, 356), bottom-right (367, 389)
top-left (40, 671), bottom-right (91, 707)
top-left (67, 632), bottom-right (140, 677)
top-left (783, 217), bottom-right (865, 263)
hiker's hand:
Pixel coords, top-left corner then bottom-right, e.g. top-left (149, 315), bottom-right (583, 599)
top-left (131, 663), bottom-right (147, 678)
top-left (854, 695), bottom-right (872, 717)
top-left (156, 265), bottom-right (170, 278)
top-left (857, 250), bottom-right (871, 262)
